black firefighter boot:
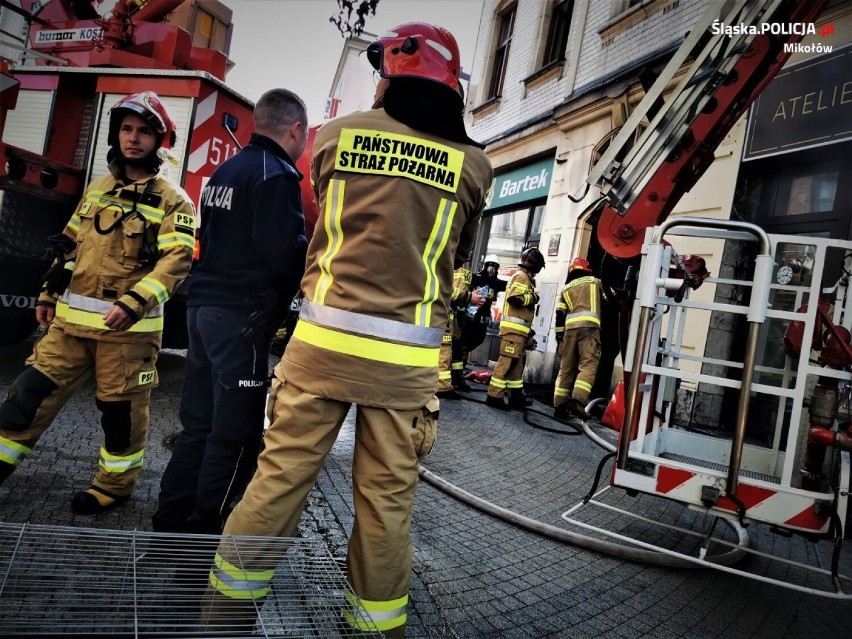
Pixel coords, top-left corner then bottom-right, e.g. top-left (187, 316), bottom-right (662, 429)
top-left (553, 403), bottom-right (572, 420)
top-left (0, 461), bottom-right (14, 485)
top-left (509, 389), bottom-right (532, 410)
top-left (451, 370), bottom-right (471, 392)
top-left (485, 395), bottom-right (510, 411)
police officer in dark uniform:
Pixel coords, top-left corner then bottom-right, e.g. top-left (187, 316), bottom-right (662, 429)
top-left (153, 88), bottom-right (309, 534)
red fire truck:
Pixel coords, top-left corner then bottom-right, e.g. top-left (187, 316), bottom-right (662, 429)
top-left (0, 0), bottom-right (257, 346)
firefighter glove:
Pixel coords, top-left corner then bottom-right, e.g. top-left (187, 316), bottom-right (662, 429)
top-left (241, 309), bottom-right (286, 345)
top-left (526, 337), bottom-right (538, 351)
top-left (42, 264), bottom-right (72, 296)
top-left (45, 233), bottom-right (75, 262)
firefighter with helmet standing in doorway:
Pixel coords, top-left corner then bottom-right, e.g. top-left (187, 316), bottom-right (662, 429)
top-left (486, 247), bottom-right (544, 410)
top-left (201, 22), bottom-right (494, 638)
top-left (0, 92), bottom-right (195, 514)
top-left (553, 257), bottom-right (606, 419)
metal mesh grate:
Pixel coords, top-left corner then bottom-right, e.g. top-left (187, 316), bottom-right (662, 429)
top-left (0, 523), bottom-right (383, 638)
top-left (659, 452), bottom-right (780, 484)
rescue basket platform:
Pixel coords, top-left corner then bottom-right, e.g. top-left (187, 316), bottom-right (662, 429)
top-left (561, 220), bottom-right (852, 600)
top-left (0, 522), bottom-right (383, 638)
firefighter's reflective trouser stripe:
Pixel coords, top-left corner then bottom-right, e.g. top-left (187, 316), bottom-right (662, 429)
top-left (499, 314), bottom-right (532, 336)
top-left (0, 323), bottom-right (156, 496)
top-left (488, 334), bottom-right (527, 399)
top-left (202, 377), bottom-right (437, 639)
top-left (344, 590), bottom-right (409, 633)
top-left (56, 291), bottom-right (165, 333)
top-left (437, 332), bottom-right (453, 392)
top-left (450, 314), bottom-right (466, 379)
top-left (554, 327), bottom-right (601, 407)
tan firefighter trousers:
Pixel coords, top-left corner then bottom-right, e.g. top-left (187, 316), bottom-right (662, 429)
top-left (0, 323), bottom-right (157, 497)
top-left (487, 334), bottom-right (527, 399)
top-left (202, 376), bottom-right (438, 638)
top-left (554, 326), bottom-right (601, 407)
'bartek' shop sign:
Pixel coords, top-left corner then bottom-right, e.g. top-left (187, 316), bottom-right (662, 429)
top-left (744, 46), bottom-right (852, 160)
top-left (487, 157), bottom-right (553, 210)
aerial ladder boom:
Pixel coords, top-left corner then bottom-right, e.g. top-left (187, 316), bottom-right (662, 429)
top-left (587, 0), bottom-right (828, 259)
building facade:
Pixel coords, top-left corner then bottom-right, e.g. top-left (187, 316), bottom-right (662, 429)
top-left (464, 0), bottom-right (851, 416)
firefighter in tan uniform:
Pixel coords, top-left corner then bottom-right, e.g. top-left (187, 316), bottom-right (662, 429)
top-left (553, 257), bottom-right (605, 419)
top-left (202, 23), bottom-right (493, 637)
top-left (0, 92), bottom-right (194, 514)
top-left (486, 248), bottom-right (545, 411)
top-left (437, 262), bottom-right (482, 399)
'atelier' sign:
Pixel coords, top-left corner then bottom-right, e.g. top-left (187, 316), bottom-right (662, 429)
top-left (743, 46), bottom-right (852, 161)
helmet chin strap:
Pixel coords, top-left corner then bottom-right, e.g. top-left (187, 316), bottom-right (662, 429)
top-left (110, 149), bottom-right (162, 176)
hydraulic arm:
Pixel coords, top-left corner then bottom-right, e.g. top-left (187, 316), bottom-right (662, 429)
top-left (587, 0), bottom-right (828, 259)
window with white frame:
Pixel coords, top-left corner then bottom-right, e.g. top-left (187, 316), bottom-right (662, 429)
top-left (487, 5), bottom-right (516, 100)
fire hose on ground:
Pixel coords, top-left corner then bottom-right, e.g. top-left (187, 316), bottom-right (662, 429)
top-left (418, 394), bottom-right (750, 568)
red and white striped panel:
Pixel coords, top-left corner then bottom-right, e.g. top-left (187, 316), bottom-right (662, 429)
top-left (186, 90), bottom-right (218, 175)
top-left (655, 465), bottom-right (829, 533)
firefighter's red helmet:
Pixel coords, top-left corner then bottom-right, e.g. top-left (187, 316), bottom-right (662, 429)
top-left (366, 22), bottom-right (463, 103)
top-left (107, 91), bottom-right (177, 149)
top-left (569, 257), bottom-right (592, 273)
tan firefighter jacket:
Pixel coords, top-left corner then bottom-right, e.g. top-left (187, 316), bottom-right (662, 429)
top-left (499, 267), bottom-right (538, 338)
top-left (282, 107), bottom-right (493, 409)
top-left (38, 164), bottom-right (196, 345)
top-left (554, 275), bottom-right (602, 336)
top-left (446, 264), bottom-right (472, 337)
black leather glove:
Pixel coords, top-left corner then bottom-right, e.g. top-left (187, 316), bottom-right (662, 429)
top-left (240, 309), bottom-right (286, 344)
top-left (41, 233), bottom-right (76, 296)
top-left (45, 233), bottom-right (75, 261)
top-left (42, 264), bottom-right (72, 296)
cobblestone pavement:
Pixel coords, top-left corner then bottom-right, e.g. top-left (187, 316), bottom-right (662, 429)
top-left (1, 337), bottom-right (851, 638)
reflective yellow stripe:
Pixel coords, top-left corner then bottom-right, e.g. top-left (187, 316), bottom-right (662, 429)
top-left (99, 446), bottom-right (144, 473)
top-left (66, 216), bottom-right (80, 232)
top-left (565, 315), bottom-right (600, 326)
top-left (591, 282), bottom-right (598, 314)
top-left (344, 591), bottom-right (408, 632)
top-left (575, 380), bottom-right (592, 393)
top-left (438, 370), bottom-right (452, 380)
top-left (554, 387), bottom-right (571, 397)
top-left (335, 128), bottom-right (463, 193)
top-left (157, 232), bottom-right (194, 251)
top-left (506, 380), bottom-right (524, 389)
top-left (0, 437), bottom-right (32, 466)
top-left (208, 553), bottom-right (273, 600)
top-left (55, 301), bottom-right (164, 333)
top-left (415, 198), bottom-right (456, 327)
top-left (315, 179), bottom-right (345, 305)
top-left (500, 320), bottom-right (531, 335)
top-left (554, 326), bottom-right (565, 334)
top-left (294, 321), bottom-right (439, 368)
top-left (136, 277), bottom-right (169, 305)
top-left (451, 362), bottom-right (464, 370)
top-left (60, 292), bottom-right (163, 317)
top-left (489, 377), bottom-right (507, 389)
